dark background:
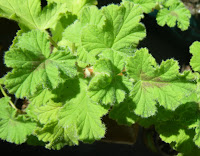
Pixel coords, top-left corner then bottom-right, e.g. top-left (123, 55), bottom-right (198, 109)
top-left (0, 0), bottom-right (200, 155)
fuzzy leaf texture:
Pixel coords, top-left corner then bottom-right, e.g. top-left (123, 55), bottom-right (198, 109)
top-left (81, 2), bottom-right (146, 57)
top-left (63, 5), bottom-right (106, 45)
top-left (0, 0), bottom-right (68, 30)
top-left (63, 5), bottom-right (106, 65)
top-left (32, 78), bottom-right (108, 148)
top-left (0, 97), bottom-right (36, 144)
top-left (156, 1), bottom-right (191, 31)
top-left (35, 121), bottom-right (79, 150)
top-left (26, 88), bottom-right (57, 120)
top-left (4, 30), bottom-right (76, 98)
top-left (126, 48), bottom-right (196, 117)
top-left (190, 41), bottom-right (200, 73)
top-left (156, 120), bottom-right (196, 154)
top-left (34, 100), bottom-right (63, 124)
top-left (87, 50), bottom-right (132, 105)
top-left (109, 98), bottom-right (137, 126)
top-left (63, 1), bottom-right (146, 65)
top-left (47, 0), bottom-right (97, 15)
top-left (153, 102), bottom-right (200, 154)
top-left (189, 41), bottom-right (200, 148)
top-left (122, 0), bottom-right (157, 13)
top-left (59, 78), bottom-right (109, 142)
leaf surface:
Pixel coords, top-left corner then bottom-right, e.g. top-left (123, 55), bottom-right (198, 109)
top-left (123, 0), bottom-right (156, 13)
top-left (47, 0), bottom-right (97, 15)
top-left (190, 41), bottom-right (200, 72)
top-left (126, 48), bottom-right (196, 117)
top-left (0, 0), bottom-right (67, 30)
top-left (59, 78), bottom-right (108, 142)
top-left (35, 121), bottom-right (78, 149)
top-left (4, 30), bottom-right (76, 98)
top-left (0, 97), bottom-right (36, 144)
top-left (156, 121), bottom-right (195, 154)
top-left (81, 2), bottom-right (145, 57)
top-left (87, 51), bottom-right (132, 105)
top-left (156, 2), bottom-right (191, 30)
top-left (109, 98), bottom-right (137, 126)
top-left (62, 5), bottom-right (106, 51)
top-left (35, 100), bottom-right (63, 124)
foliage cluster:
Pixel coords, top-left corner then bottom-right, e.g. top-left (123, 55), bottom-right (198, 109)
top-left (0, 0), bottom-right (200, 155)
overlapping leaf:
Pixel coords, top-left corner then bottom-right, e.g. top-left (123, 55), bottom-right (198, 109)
top-left (156, 2), bottom-right (191, 31)
top-left (59, 78), bottom-right (108, 142)
top-left (47, 0), bottom-right (97, 15)
top-left (109, 98), bottom-right (137, 126)
top-left (182, 41), bottom-right (200, 154)
top-left (87, 50), bottom-right (132, 105)
top-left (63, 6), bottom-right (105, 44)
top-left (189, 41), bottom-right (200, 102)
top-left (0, 97), bottom-right (36, 144)
top-left (81, 1), bottom-right (146, 57)
top-left (50, 0), bottom-right (97, 42)
top-left (155, 102), bottom-right (200, 154)
top-left (156, 121), bottom-right (196, 154)
top-left (34, 100), bottom-right (63, 124)
top-left (0, 0), bottom-right (67, 30)
top-left (126, 48), bottom-right (196, 117)
top-left (4, 30), bottom-right (76, 98)
top-left (190, 41), bottom-right (200, 73)
top-left (35, 121), bottom-right (78, 149)
top-left (63, 1), bottom-right (146, 65)
top-left (62, 5), bottom-right (106, 64)
top-left (0, 0), bottom-right (197, 152)
top-left (123, 0), bottom-right (157, 13)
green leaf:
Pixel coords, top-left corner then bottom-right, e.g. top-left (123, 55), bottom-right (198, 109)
top-left (51, 13), bottom-right (77, 42)
top-left (59, 78), bottom-right (108, 142)
top-left (35, 100), bottom-right (63, 124)
top-left (126, 48), bottom-right (196, 117)
top-left (52, 78), bottom-right (80, 103)
top-left (136, 102), bottom-right (200, 154)
top-left (155, 102), bottom-right (200, 154)
top-left (63, 1), bottom-right (145, 65)
top-left (63, 5), bottom-right (106, 45)
top-left (81, 2), bottom-right (146, 58)
top-left (29, 88), bottom-right (56, 107)
top-left (47, 0), bottom-right (97, 15)
top-left (193, 120), bottom-right (200, 145)
top-left (190, 41), bottom-right (200, 72)
top-left (156, 2), bottom-right (191, 31)
top-left (4, 30), bottom-right (76, 98)
top-left (109, 98), bottom-right (137, 126)
top-left (35, 121), bottom-right (78, 150)
top-left (156, 121), bottom-right (196, 154)
top-left (162, 0), bottom-right (182, 7)
top-left (62, 6), bottom-right (106, 65)
top-left (80, 6), bottom-right (105, 27)
top-left (0, 97), bottom-right (36, 144)
top-left (0, 0), bottom-right (67, 30)
top-left (87, 51), bottom-right (132, 105)
top-left (26, 88), bottom-right (56, 120)
top-left (123, 0), bottom-right (156, 13)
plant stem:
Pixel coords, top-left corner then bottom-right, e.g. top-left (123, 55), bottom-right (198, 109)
top-left (0, 84), bottom-right (18, 110)
top-left (71, 43), bottom-right (76, 53)
top-left (49, 37), bottom-right (58, 49)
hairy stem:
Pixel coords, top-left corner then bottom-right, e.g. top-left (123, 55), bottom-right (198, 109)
top-left (0, 85), bottom-right (18, 110)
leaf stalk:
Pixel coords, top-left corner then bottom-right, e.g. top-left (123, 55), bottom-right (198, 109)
top-left (0, 84), bottom-right (18, 110)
